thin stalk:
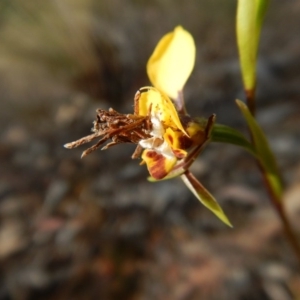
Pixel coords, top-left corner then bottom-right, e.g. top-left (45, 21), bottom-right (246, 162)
top-left (246, 109), bottom-right (300, 266)
top-left (243, 89), bottom-right (300, 265)
top-left (259, 164), bottom-right (300, 266)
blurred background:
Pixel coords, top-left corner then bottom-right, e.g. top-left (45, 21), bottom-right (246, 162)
top-left (0, 0), bottom-right (300, 299)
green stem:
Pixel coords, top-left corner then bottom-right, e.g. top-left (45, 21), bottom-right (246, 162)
top-left (259, 164), bottom-right (300, 267)
top-left (212, 119), bottom-right (300, 265)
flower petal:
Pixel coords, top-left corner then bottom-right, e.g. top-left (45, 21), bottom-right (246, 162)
top-left (163, 127), bottom-right (189, 159)
top-left (147, 26), bottom-right (196, 99)
top-left (135, 87), bottom-right (187, 135)
top-left (142, 149), bottom-right (177, 180)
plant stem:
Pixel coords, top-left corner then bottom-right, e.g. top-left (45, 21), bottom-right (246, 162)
top-left (245, 98), bottom-right (300, 265)
top-left (260, 164), bottom-right (300, 267)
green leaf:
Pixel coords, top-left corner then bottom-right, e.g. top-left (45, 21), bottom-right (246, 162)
top-left (236, 99), bottom-right (283, 199)
top-left (211, 123), bottom-right (257, 157)
top-left (236, 0), bottom-right (269, 91)
top-left (181, 170), bottom-right (233, 227)
top-left (255, 0), bottom-right (269, 32)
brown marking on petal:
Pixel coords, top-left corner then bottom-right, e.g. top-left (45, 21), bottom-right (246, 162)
top-left (167, 134), bottom-right (174, 145)
top-left (178, 135), bottom-right (193, 150)
top-left (145, 151), bottom-right (168, 179)
top-left (173, 149), bottom-right (186, 159)
top-left (190, 131), bottom-right (206, 146)
top-left (145, 151), bottom-right (159, 159)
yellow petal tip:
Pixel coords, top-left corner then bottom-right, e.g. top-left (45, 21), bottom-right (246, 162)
top-left (147, 26), bottom-right (196, 98)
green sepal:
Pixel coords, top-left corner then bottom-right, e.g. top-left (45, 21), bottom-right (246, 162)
top-left (236, 99), bottom-right (283, 199)
top-left (181, 171), bottom-right (232, 227)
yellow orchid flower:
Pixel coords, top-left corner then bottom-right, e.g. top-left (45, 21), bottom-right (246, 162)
top-left (65, 87), bottom-right (232, 227)
top-left (147, 26), bottom-right (196, 100)
top-left (64, 27), bottom-right (232, 227)
top-left (135, 87), bottom-right (201, 180)
top-left (136, 89), bottom-right (231, 227)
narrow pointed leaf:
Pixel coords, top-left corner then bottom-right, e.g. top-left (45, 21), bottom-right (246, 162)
top-left (181, 171), bottom-right (232, 227)
top-left (236, 0), bottom-right (269, 91)
top-left (211, 123), bottom-right (257, 157)
top-left (236, 99), bottom-right (283, 199)
top-left (255, 0), bottom-right (270, 34)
